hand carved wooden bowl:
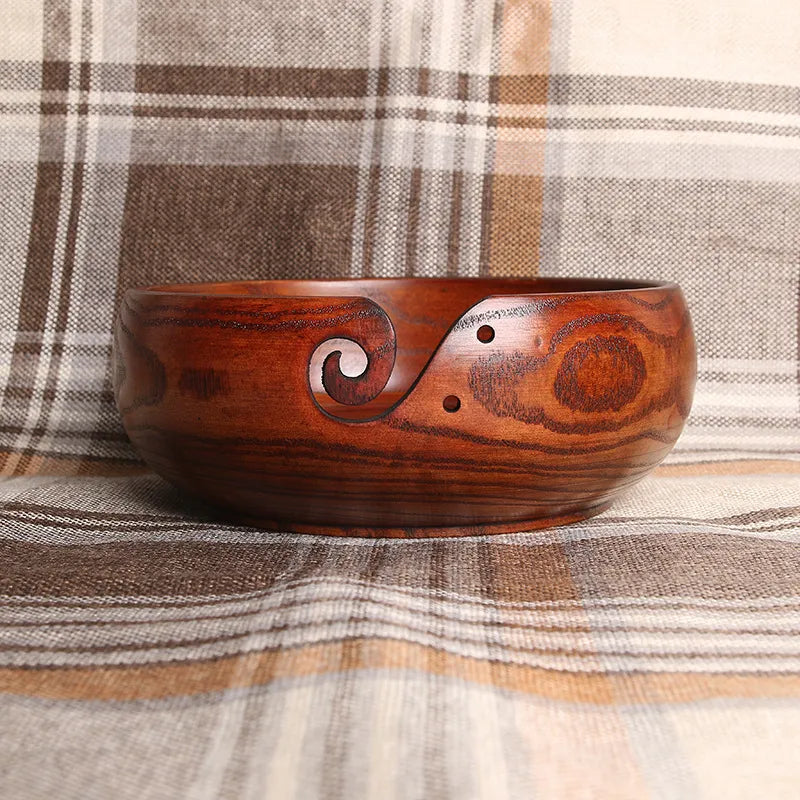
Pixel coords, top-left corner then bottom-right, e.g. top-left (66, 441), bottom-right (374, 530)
top-left (114, 278), bottom-right (695, 537)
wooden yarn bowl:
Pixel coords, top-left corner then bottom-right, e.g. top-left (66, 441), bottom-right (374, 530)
top-left (114, 278), bottom-right (696, 537)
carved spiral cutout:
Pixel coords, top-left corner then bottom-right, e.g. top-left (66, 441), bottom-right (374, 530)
top-left (311, 335), bottom-right (395, 409)
top-left (304, 298), bottom-right (398, 413)
top-left (554, 335), bottom-right (645, 413)
top-left (321, 341), bottom-right (387, 406)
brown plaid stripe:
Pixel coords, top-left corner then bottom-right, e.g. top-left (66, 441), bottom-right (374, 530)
top-left (1, 0), bottom-right (798, 472)
top-left (1, 0), bottom-right (800, 797)
top-left (0, 464), bottom-right (799, 798)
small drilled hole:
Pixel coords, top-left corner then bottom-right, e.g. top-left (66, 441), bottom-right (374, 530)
top-left (477, 325), bottom-right (495, 343)
top-left (443, 395), bottom-right (461, 413)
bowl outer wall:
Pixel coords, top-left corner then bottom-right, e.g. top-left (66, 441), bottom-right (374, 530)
top-left (114, 279), bottom-right (696, 534)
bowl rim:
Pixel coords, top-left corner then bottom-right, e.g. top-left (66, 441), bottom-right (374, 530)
top-left (127, 276), bottom-right (679, 300)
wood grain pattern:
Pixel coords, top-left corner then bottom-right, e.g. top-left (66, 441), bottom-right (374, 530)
top-left (113, 278), bottom-right (696, 536)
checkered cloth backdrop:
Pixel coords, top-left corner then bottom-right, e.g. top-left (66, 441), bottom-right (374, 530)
top-left (1, 1), bottom-right (799, 798)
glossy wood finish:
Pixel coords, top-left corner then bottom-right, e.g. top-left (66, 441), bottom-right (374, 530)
top-left (114, 278), bottom-right (696, 536)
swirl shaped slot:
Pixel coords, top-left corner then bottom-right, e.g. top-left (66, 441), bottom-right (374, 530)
top-left (309, 301), bottom-right (398, 418)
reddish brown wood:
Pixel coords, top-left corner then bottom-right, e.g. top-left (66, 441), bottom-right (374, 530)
top-left (114, 277), bottom-right (696, 536)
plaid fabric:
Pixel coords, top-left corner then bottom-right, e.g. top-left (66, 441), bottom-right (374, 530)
top-left (1, 0), bottom-right (799, 798)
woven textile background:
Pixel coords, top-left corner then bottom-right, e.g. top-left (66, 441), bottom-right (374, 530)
top-left (1, 1), bottom-right (799, 798)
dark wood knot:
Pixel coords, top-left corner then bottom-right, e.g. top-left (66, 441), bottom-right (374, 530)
top-left (554, 335), bottom-right (646, 412)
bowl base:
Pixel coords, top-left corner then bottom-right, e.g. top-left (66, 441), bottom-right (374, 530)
top-left (231, 501), bottom-right (613, 538)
